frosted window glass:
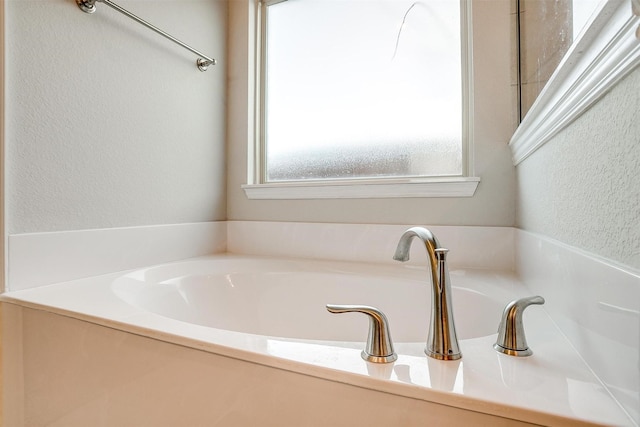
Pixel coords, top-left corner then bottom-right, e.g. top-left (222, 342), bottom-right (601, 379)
top-left (264, 0), bottom-right (462, 182)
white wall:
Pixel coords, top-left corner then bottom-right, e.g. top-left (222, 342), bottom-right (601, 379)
top-left (5, 0), bottom-right (227, 234)
top-left (516, 67), bottom-right (640, 270)
top-left (227, 0), bottom-right (516, 227)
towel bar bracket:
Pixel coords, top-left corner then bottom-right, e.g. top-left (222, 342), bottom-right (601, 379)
top-left (77, 0), bottom-right (97, 14)
top-left (75, 0), bottom-right (216, 71)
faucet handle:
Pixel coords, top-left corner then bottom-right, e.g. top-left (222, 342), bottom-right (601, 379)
top-left (326, 304), bottom-right (397, 363)
top-left (494, 296), bottom-right (545, 357)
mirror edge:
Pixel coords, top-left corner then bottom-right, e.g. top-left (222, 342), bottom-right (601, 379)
top-left (509, 0), bottom-right (640, 165)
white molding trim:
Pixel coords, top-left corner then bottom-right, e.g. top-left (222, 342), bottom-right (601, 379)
top-left (242, 177), bottom-right (480, 199)
top-left (510, 0), bottom-right (640, 165)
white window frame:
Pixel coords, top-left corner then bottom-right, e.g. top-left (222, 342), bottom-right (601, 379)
top-left (243, 0), bottom-right (479, 200)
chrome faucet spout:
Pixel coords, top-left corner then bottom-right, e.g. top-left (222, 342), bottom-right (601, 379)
top-left (393, 227), bottom-right (440, 263)
top-left (394, 227), bottom-right (461, 361)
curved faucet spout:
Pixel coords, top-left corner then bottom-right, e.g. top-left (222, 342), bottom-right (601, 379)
top-left (393, 227), bottom-right (461, 361)
top-left (393, 227), bottom-right (440, 263)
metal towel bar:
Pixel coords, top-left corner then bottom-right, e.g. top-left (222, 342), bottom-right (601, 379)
top-left (76, 0), bottom-right (217, 71)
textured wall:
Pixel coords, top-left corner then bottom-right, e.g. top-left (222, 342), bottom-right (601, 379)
top-left (5, 0), bottom-right (227, 234)
top-left (227, 0), bottom-right (516, 227)
top-left (517, 67), bottom-right (640, 270)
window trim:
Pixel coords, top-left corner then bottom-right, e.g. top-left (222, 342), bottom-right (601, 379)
top-left (242, 176), bottom-right (480, 199)
top-left (245, 0), bottom-right (479, 200)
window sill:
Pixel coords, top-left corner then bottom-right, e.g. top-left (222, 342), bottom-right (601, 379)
top-left (242, 177), bottom-right (480, 200)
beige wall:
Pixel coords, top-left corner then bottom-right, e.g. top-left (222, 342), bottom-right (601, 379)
top-left (227, 0), bottom-right (516, 227)
top-left (516, 67), bottom-right (640, 270)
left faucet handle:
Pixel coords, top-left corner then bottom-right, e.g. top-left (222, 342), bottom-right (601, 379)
top-left (326, 304), bottom-right (397, 363)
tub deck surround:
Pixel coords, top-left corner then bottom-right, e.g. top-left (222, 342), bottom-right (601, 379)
top-left (516, 230), bottom-right (640, 425)
top-left (7, 221), bottom-right (511, 293)
top-left (7, 221), bottom-right (227, 292)
top-left (226, 221), bottom-right (516, 271)
top-left (1, 254), bottom-right (632, 426)
top-left (0, 306), bottom-right (541, 427)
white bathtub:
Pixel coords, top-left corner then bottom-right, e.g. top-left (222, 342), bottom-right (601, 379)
top-left (111, 257), bottom-right (505, 342)
top-left (1, 254), bottom-right (632, 426)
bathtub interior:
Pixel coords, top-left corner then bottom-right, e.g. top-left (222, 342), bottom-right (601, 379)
top-left (111, 257), bottom-right (508, 342)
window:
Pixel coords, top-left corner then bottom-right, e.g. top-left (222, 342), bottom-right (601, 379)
top-left (245, 0), bottom-right (478, 199)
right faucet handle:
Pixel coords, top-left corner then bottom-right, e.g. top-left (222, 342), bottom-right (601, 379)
top-left (494, 296), bottom-right (545, 357)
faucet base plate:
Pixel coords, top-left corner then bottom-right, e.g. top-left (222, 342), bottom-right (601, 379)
top-left (425, 348), bottom-right (462, 361)
top-left (493, 343), bottom-right (533, 357)
top-left (361, 351), bottom-right (398, 364)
